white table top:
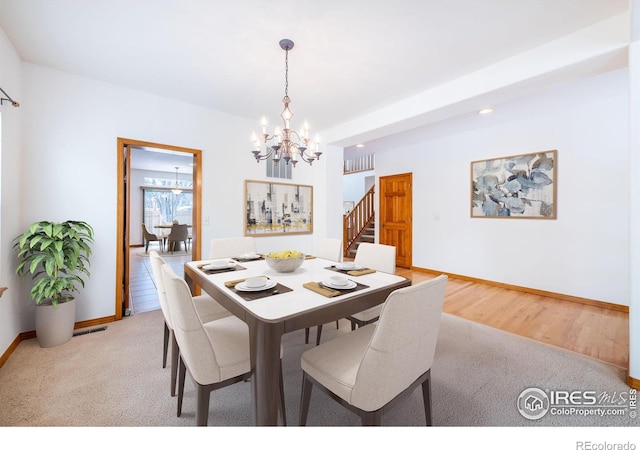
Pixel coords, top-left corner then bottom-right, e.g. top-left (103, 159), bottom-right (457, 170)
top-left (185, 257), bottom-right (408, 321)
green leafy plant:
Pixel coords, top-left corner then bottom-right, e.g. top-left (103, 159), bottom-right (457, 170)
top-left (14, 220), bottom-right (94, 307)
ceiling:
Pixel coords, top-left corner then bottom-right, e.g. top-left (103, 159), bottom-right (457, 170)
top-left (129, 146), bottom-right (194, 174)
top-left (0, 0), bottom-right (630, 167)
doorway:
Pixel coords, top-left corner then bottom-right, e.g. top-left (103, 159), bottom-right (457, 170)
top-left (115, 138), bottom-right (203, 320)
top-left (379, 172), bottom-right (412, 268)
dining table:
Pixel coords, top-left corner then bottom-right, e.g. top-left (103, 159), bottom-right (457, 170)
top-left (183, 254), bottom-right (411, 426)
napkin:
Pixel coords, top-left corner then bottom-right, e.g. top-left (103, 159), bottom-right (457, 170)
top-left (347, 268), bottom-right (376, 276)
top-left (224, 275), bottom-right (269, 288)
top-left (303, 282), bottom-right (342, 297)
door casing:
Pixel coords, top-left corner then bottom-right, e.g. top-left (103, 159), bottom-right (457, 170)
top-left (115, 138), bottom-right (203, 319)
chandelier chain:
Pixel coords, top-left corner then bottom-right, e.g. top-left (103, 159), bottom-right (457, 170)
top-left (284, 47), bottom-right (289, 99)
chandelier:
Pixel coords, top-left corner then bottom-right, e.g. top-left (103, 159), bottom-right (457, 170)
top-left (251, 39), bottom-right (322, 167)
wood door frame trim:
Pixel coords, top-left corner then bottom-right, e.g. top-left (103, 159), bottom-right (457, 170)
top-left (115, 137), bottom-right (203, 320)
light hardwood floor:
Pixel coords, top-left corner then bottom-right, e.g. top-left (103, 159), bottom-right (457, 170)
top-left (129, 249), bottom-right (629, 370)
top-left (395, 267), bottom-right (629, 370)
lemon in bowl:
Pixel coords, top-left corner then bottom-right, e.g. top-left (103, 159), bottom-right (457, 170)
top-left (265, 250), bottom-right (305, 273)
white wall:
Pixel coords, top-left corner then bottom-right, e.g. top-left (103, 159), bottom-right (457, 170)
top-left (0, 25), bottom-right (25, 349)
top-left (373, 68), bottom-right (629, 305)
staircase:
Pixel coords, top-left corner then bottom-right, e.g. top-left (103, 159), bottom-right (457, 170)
top-left (346, 218), bottom-right (375, 259)
top-left (343, 185), bottom-right (375, 258)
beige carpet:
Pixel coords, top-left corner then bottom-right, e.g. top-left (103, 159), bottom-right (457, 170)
top-left (0, 309), bottom-right (637, 432)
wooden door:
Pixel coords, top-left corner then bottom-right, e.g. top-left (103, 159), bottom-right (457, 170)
top-left (379, 173), bottom-right (412, 268)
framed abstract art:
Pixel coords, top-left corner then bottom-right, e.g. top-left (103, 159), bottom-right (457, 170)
top-left (471, 150), bottom-right (557, 219)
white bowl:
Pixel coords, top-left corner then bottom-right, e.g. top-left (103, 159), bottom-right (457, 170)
top-left (329, 275), bottom-right (349, 286)
top-left (265, 254), bottom-right (305, 273)
top-left (207, 259), bottom-right (230, 269)
top-left (340, 262), bottom-right (356, 270)
top-left (245, 277), bottom-right (267, 288)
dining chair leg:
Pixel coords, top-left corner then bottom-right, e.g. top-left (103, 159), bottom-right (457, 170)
top-left (196, 384), bottom-right (211, 426)
top-left (361, 409), bottom-right (383, 426)
top-left (299, 373), bottom-right (313, 426)
top-left (421, 369), bottom-right (433, 426)
top-left (315, 325), bottom-right (323, 346)
top-left (162, 321), bottom-right (169, 368)
top-left (304, 327), bottom-right (310, 344)
top-left (279, 360), bottom-right (287, 426)
top-left (177, 356), bottom-right (187, 417)
top-left (171, 333), bottom-right (179, 397)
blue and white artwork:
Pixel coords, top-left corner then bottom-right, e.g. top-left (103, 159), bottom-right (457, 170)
top-left (471, 150), bottom-right (557, 219)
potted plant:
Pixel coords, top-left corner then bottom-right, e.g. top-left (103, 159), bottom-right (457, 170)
top-left (13, 220), bottom-right (94, 348)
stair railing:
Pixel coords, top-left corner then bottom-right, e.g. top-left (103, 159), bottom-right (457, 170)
top-left (343, 185), bottom-right (375, 257)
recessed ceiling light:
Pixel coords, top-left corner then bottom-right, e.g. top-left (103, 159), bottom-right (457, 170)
top-left (478, 108), bottom-right (494, 115)
top-left (356, 144), bottom-right (365, 148)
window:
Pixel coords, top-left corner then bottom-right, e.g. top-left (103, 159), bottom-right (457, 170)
top-left (143, 189), bottom-right (193, 228)
top-left (142, 176), bottom-right (193, 227)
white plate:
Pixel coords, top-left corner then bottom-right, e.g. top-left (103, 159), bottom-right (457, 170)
top-left (239, 253), bottom-right (261, 260)
top-left (235, 279), bottom-right (277, 292)
top-left (203, 260), bottom-right (236, 270)
top-left (335, 263), bottom-right (362, 271)
top-left (322, 279), bottom-right (357, 290)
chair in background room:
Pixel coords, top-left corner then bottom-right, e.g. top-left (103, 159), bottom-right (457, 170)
top-left (346, 242), bottom-right (396, 330)
top-left (299, 275), bottom-right (448, 426)
top-left (161, 265), bottom-right (287, 426)
top-left (142, 224), bottom-right (163, 253)
top-left (306, 238), bottom-right (343, 346)
top-left (208, 237), bottom-right (257, 259)
top-left (167, 224), bottom-right (189, 254)
top-left (149, 251), bottom-right (231, 398)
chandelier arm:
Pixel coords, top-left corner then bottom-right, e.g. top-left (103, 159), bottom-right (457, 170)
top-left (252, 146), bottom-right (277, 161)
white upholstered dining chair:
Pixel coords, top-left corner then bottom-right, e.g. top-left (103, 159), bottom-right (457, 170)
top-left (161, 264), bottom-right (287, 426)
top-left (346, 243), bottom-right (396, 329)
top-left (208, 237), bottom-right (257, 259)
top-left (306, 238), bottom-right (343, 346)
top-left (299, 275), bottom-right (448, 426)
top-left (149, 251), bottom-right (231, 397)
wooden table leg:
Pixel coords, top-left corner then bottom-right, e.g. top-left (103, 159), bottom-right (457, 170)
top-left (248, 317), bottom-right (284, 426)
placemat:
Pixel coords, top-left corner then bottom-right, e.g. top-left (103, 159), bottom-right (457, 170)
top-left (197, 263), bottom-right (247, 275)
top-left (233, 283), bottom-right (292, 301)
top-left (303, 281), bottom-right (369, 298)
top-left (232, 256), bottom-right (265, 262)
top-left (324, 266), bottom-right (377, 276)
